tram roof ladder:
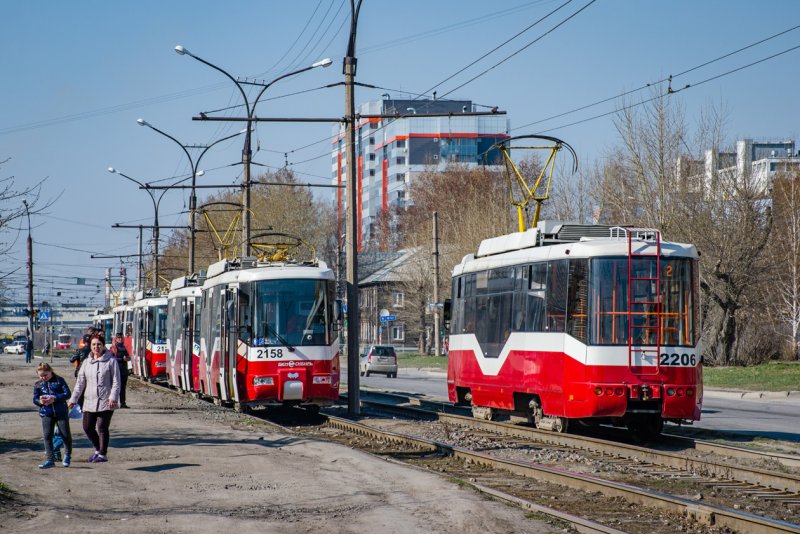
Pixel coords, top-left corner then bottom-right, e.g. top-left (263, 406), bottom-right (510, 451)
top-left (611, 227), bottom-right (663, 375)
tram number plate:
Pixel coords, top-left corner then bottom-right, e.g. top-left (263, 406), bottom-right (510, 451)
top-left (254, 348), bottom-right (285, 359)
top-left (659, 353), bottom-right (697, 366)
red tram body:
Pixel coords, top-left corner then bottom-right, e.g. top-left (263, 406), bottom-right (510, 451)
top-left (193, 256), bottom-right (339, 411)
top-left (165, 274), bottom-right (204, 392)
top-left (447, 222), bottom-right (702, 437)
top-left (131, 292), bottom-right (168, 381)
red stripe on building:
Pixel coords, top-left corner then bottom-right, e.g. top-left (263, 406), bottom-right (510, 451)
top-left (357, 155), bottom-right (363, 252)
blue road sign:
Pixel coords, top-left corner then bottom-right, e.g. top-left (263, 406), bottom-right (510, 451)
top-left (379, 315), bottom-right (397, 322)
top-left (38, 310), bottom-right (51, 321)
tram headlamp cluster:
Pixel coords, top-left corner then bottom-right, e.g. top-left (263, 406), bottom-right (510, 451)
top-left (154, 362), bottom-right (166, 368)
top-left (252, 376), bottom-right (274, 386)
top-left (666, 387), bottom-right (694, 397)
top-left (593, 386), bottom-right (626, 397)
top-left (313, 376), bottom-right (332, 384)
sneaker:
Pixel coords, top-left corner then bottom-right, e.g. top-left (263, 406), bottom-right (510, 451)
top-left (87, 453), bottom-right (99, 463)
top-left (53, 450), bottom-right (62, 462)
top-left (38, 460), bottom-right (55, 469)
top-left (62, 454), bottom-right (71, 467)
top-left (90, 454), bottom-right (108, 463)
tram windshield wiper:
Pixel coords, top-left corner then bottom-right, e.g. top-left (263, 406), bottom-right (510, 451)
top-left (263, 322), bottom-right (295, 352)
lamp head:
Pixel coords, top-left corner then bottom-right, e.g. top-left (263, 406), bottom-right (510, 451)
top-left (136, 118), bottom-right (149, 127)
top-left (175, 45), bottom-right (187, 56)
top-left (312, 58), bottom-right (333, 68)
top-left (196, 170), bottom-right (205, 177)
top-left (107, 167), bottom-right (117, 174)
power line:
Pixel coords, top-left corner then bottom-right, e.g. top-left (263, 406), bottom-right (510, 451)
top-left (512, 23), bottom-right (800, 131)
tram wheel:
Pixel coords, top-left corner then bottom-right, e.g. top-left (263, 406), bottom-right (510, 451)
top-left (305, 404), bottom-right (320, 415)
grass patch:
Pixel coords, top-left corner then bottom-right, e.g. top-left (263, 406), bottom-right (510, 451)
top-left (703, 362), bottom-right (800, 391)
top-left (397, 353), bottom-right (448, 371)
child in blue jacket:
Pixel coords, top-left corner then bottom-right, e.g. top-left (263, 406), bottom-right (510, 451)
top-left (33, 362), bottom-right (73, 468)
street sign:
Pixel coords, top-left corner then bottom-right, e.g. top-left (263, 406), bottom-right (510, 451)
top-left (379, 315), bottom-right (397, 322)
top-left (37, 310), bottom-right (50, 322)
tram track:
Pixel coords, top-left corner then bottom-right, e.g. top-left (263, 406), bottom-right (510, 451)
top-left (135, 377), bottom-right (800, 532)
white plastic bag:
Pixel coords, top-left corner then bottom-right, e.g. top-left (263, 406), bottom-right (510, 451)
top-left (68, 404), bottom-right (82, 419)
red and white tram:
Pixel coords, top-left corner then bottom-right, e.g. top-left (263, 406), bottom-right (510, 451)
top-left (112, 303), bottom-right (134, 355)
top-left (447, 221), bottom-right (701, 438)
top-left (165, 274), bottom-right (204, 391)
top-left (196, 256), bottom-right (339, 411)
top-left (56, 333), bottom-right (73, 350)
top-left (131, 291), bottom-right (168, 381)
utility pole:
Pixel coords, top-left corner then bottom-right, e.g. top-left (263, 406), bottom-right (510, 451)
top-left (23, 200), bottom-right (34, 363)
top-left (432, 211), bottom-right (441, 357)
top-left (345, 0), bottom-right (363, 415)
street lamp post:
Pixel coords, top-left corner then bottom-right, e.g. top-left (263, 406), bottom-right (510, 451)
top-left (22, 199), bottom-right (34, 363)
top-left (174, 44), bottom-right (332, 256)
top-left (108, 168), bottom-right (173, 289)
top-left (136, 119), bottom-right (245, 273)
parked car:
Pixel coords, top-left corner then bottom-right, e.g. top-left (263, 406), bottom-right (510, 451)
top-left (359, 345), bottom-right (398, 378)
top-left (4, 341), bottom-right (27, 354)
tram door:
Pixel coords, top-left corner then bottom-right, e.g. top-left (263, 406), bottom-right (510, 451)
top-left (134, 308), bottom-right (147, 379)
top-left (180, 298), bottom-right (191, 391)
top-left (220, 287), bottom-right (237, 401)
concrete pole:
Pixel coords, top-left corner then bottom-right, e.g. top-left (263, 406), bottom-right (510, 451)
top-left (344, 53), bottom-right (360, 415)
top-left (433, 211), bottom-right (441, 357)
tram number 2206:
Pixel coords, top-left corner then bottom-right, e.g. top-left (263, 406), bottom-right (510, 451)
top-left (659, 353), bottom-right (697, 366)
top-left (254, 348), bottom-right (285, 359)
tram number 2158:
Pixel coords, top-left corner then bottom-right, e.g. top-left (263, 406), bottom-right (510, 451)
top-left (254, 348), bottom-right (285, 359)
top-left (659, 353), bottom-right (697, 366)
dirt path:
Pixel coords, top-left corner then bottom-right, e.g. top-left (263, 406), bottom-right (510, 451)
top-left (0, 357), bottom-right (551, 533)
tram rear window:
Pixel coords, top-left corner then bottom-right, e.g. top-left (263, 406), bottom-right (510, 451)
top-left (589, 257), bottom-right (696, 347)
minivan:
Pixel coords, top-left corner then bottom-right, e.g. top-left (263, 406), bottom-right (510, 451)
top-left (360, 345), bottom-right (398, 378)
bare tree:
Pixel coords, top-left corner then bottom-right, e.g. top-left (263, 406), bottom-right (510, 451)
top-left (768, 169), bottom-right (800, 359)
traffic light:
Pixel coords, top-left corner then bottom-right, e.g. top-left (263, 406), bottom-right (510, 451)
top-left (33, 309), bottom-right (39, 329)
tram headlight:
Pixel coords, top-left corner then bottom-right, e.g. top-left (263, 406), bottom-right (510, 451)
top-left (676, 388), bottom-right (685, 397)
top-left (313, 376), bottom-right (332, 385)
top-left (252, 376), bottom-right (274, 386)
top-left (154, 362), bottom-right (166, 368)
top-left (666, 388), bottom-right (675, 396)
top-left (614, 387), bottom-right (624, 397)
top-left (686, 388), bottom-right (694, 397)
top-left (593, 387), bottom-right (603, 396)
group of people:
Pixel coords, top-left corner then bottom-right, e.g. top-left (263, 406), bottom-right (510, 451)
top-left (33, 328), bottom-right (131, 468)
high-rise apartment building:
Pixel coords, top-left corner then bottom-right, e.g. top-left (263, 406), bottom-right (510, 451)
top-left (331, 97), bottom-right (509, 249)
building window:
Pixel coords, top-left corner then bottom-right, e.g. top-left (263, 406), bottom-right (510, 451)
top-left (391, 325), bottom-right (405, 341)
top-left (395, 139), bottom-right (406, 148)
top-left (392, 290), bottom-right (404, 307)
top-left (370, 122), bottom-right (378, 129)
top-left (369, 153), bottom-right (376, 161)
top-left (397, 191), bottom-right (405, 200)
top-left (396, 156), bottom-right (406, 165)
top-left (369, 137), bottom-right (375, 145)
top-left (395, 174), bottom-right (404, 182)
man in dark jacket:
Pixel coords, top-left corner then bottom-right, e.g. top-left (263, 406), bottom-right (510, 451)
top-left (110, 333), bottom-right (130, 408)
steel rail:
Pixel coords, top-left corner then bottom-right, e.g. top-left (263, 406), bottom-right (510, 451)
top-left (325, 415), bottom-right (800, 534)
top-left (356, 392), bottom-right (800, 494)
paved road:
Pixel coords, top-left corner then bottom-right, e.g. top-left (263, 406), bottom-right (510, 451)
top-left (346, 367), bottom-right (800, 442)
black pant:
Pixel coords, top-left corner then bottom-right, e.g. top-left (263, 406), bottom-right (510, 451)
top-left (41, 415), bottom-right (72, 461)
top-left (82, 410), bottom-right (114, 456)
top-left (119, 367), bottom-right (128, 406)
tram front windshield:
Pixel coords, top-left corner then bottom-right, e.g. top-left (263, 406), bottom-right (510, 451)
top-left (251, 279), bottom-right (333, 347)
top-left (147, 305), bottom-right (168, 344)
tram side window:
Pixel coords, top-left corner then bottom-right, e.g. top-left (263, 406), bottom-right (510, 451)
top-left (546, 260), bottom-right (568, 332)
top-left (525, 263), bottom-right (547, 332)
top-left (238, 286), bottom-right (251, 343)
top-left (566, 260), bottom-right (588, 343)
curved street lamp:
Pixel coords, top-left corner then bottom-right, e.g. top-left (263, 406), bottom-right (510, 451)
top-left (175, 44), bottom-right (332, 256)
top-left (108, 167), bottom-right (180, 289)
top-left (136, 119), bottom-right (246, 272)
top-left (22, 199), bottom-right (34, 362)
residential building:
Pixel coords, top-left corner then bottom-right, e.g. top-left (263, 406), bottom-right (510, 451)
top-left (676, 138), bottom-right (799, 195)
top-left (332, 97), bottom-right (509, 250)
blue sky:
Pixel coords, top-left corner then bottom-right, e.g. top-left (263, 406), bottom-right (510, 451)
top-left (2, 0), bottom-right (798, 306)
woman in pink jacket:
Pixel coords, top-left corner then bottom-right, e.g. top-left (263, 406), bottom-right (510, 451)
top-left (68, 332), bottom-right (120, 463)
